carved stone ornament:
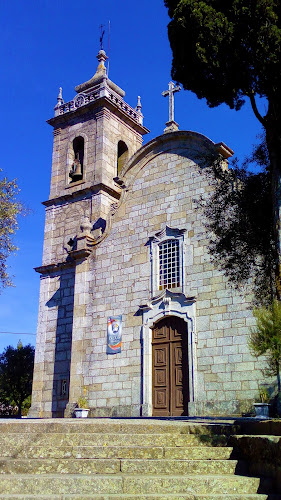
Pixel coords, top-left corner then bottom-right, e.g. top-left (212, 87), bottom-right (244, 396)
top-left (92, 228), bottom-right (102, 240)
top-left (110, 202), bottom-right (119, 215)
top-left (139, 289), bottom-right (196, 313)
top-left (67, 216), bottom-right (105, 261)
top-left (74, 94), bottom-right (85, 108)
top-left (163, 296), bottom-right (171, 310)
top-left (80, 218), bottom-right (92, 234)
top-left (149, 225), bottom-right (186, 244)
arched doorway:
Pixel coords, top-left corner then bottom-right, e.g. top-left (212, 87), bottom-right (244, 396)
top-left (152, 316), bottom-right (189, 416)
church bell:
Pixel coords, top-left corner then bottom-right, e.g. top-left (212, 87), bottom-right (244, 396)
top-left (69, 154), bottom-right (83, 181)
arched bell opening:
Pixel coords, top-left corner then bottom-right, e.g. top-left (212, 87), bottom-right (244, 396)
top-left (69, 136), bottom-right (84, 182)
top-left (117, 140), bottom-right (129, 176)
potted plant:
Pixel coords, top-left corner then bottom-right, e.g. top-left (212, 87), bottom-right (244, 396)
top-left (253, 386), bottom-right (270, 418)
top-left (73, 388), bottom-right (89, 418)
top-left (248, 299), bottom-right (281, 417)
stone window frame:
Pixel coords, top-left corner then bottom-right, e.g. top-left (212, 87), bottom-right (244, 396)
top-left (150, 226), bottom-right (187, 297)
top-left (65, 132), bottom-right (88, 187)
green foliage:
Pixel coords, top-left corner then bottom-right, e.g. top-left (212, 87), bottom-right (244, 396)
top-left (77, 396), bottom-right (88, 409)
top-left (78, 386), bottom-right (88, 409)
top-left (165, 1), bottom-right (281, 296)
top-left (21, 395), bottom-right (32, 417)
top-left (0, 342), bottom-right (35, 417)
top-left (258, 386), bottom-right (270, 403)
top-left (0, 170), bottom-right (25, 291)
top-left (249, 299), bottom-right (281, 391)
top-left (165, 0), bottom-right (281, 113)
top-left (198, 138), bottom-right (274, 304)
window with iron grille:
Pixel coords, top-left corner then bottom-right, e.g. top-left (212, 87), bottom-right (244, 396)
top-left (159, 239), bottom-right (180, 290)
top-left (150, 226), bottom-right (187, 297)
top-left (61, 379), bottom-right (67, 396)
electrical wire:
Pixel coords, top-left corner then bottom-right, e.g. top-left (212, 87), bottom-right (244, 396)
top-left (0, 331), bottom-right (36, 336)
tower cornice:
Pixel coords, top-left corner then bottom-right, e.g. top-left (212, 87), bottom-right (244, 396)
top-left (48, 88), bottom-right (149, 136)
top-left (42, 182), bottom-right (121, 207)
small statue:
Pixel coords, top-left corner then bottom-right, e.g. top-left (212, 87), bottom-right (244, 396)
top-left (69, 153), bottom-right (83, 181)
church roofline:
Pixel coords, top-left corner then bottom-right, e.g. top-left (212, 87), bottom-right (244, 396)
top-left (114, 130), bottom-right (234, 188)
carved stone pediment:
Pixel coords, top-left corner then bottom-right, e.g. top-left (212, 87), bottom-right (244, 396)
top-left (139, 289), bottom-right (196, 313)
top-left (149, 225), bottom-right (186, 244)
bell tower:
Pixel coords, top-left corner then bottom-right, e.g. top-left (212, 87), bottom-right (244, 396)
top-left (48, 48), bottom-right (149, 220)
top-left (30, 49), bottom-right (149, 418)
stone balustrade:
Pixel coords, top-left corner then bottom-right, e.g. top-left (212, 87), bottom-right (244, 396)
top-left (55, 85), bottom-right (143, 125)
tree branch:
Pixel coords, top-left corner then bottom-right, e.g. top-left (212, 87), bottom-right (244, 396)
top-left (248, 91), bottom-right (266, 127)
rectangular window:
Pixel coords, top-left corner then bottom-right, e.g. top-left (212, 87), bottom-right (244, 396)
top-left (159, 240), bottom-right (180, 290)
top-left (61, 379), bottom-right (67, 396)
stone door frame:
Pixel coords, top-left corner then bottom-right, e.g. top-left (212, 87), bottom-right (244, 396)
top-left (140, 290), bottom-right (197, 417)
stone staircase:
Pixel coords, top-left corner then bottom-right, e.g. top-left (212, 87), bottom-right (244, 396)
top-left (0, 418), bottom-right (278, 499)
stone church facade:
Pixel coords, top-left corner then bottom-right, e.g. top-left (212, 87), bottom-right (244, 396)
top-left (30, 49), bottom-right (263, 418)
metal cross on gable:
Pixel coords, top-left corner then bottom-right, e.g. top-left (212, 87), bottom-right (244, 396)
top-left (162, 81), bottom-right (181, 124)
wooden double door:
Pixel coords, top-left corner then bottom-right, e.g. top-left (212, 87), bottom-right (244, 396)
top-left (152, 316), bottom-right (189, 416)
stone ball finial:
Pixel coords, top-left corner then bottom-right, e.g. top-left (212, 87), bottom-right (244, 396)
top-left (97, 49), bottom-right (108, 62)
top-left (95, 50), bottom-right (108, 77)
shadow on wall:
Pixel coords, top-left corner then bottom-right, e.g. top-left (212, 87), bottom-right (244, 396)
top-left (46, 267), bottom-right (76, 417)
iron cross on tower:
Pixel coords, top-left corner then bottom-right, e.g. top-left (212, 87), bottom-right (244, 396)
top-left (162, 81), bottom-right (181, 132)
top-left (99, 24), bottom-right (105, 50)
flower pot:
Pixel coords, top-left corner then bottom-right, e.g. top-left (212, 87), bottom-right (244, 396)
top-left (253, 402), bottom-right (270, 419)
top-left (74, 408), bottom-right (89, 418)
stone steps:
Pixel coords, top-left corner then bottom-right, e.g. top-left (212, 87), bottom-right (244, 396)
top-left (0, 474), bottom-right (266, 495)
top-left (1, 495), bottom-right (280, 500)
top-left (0, 432), bottom-right (229, 447)
top-left (0, 458), bottom-right (245, 475)
top-left (1, 445), bottom-right (233, 460)
top-left (0, 421), bottom-right (237, 434)
top-left (1, 445), bottom-right (234, 460)
top-left (0, 419), bottom-right (277, 498)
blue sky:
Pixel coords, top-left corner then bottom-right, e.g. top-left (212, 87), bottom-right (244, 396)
top-left (0, 0), bottom-right (263, 352)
